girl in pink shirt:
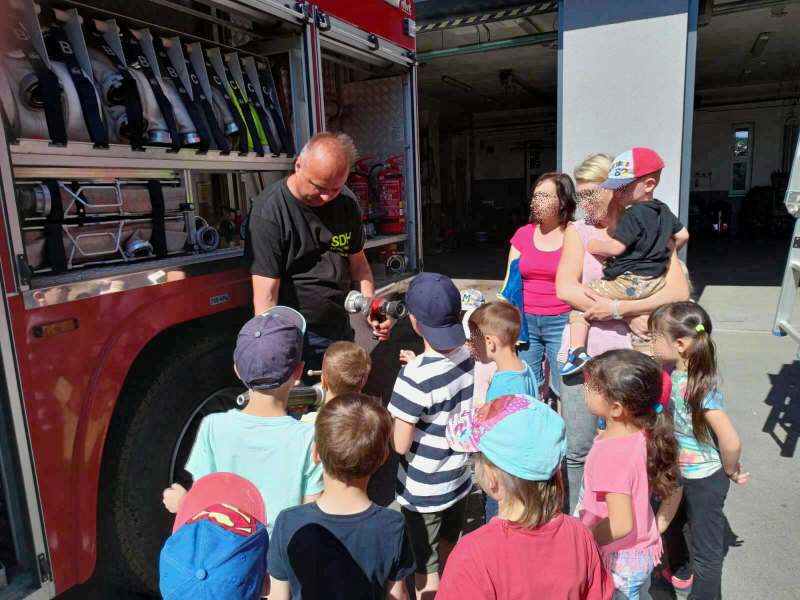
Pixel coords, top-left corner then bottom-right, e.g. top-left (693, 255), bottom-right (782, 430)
top-left (577, 350), bottom-right (683, 599)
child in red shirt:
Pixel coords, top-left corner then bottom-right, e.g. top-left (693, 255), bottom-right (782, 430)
top-left (438, 394), bottom-right (614, 600)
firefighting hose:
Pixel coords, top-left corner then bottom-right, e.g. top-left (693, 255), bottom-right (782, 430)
top-left (344, 289), bottom-right (408, 341)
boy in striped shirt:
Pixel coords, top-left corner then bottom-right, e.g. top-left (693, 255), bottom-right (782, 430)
top-left (389, 273), bottom-right (475, 600)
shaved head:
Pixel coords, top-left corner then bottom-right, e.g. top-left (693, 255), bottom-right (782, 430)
top-left (290, 132), bottom-right (359, 206)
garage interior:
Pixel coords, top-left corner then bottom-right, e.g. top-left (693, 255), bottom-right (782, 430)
top-left (415, 0), bottom-right (800, 294)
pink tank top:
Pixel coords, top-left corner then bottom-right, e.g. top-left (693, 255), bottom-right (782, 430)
top-left (557, 220), bottom-right (632, 363)
top-left (511, 224), bottom-right (571, 316)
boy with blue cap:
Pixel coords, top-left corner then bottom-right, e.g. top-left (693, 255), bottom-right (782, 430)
top-left (388, 272), bottom-right (474, 600)
top-left (160, 472), bottom-right (268, 600)
top-left (163, 307), bottom-right (324, 536)
top-left (438, 394), bottom-right (613, 600)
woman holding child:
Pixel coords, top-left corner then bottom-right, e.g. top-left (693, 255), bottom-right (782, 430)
top-left (506, 173), bottom-right (577, 402)
top-left (555, 153), bottom-right (691, 513)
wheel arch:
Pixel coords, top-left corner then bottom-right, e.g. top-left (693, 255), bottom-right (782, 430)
top-left (72, 298), bottom-right (251, 584)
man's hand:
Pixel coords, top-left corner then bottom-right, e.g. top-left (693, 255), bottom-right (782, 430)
top-left (582, 289), bottom-right (614, 321)
top-left (368, 315), bottom-right (393, 341)
top-left (163, 483), bottom-right (188, 513)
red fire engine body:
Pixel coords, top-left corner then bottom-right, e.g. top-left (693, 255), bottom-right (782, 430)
top-left (0, 1), bottom-right (418, 597)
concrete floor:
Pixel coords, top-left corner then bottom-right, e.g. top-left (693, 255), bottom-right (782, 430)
top-left (60, 234), bottom-right (800, 599)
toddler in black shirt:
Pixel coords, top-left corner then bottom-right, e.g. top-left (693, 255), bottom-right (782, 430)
top-left (561, 148), bottom-right (689, 375)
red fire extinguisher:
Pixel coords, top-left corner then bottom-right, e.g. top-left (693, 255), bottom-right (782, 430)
top-left (347, 158), bottom-right (372, 221)
top-left (378, 154), bottom-right (405, 235)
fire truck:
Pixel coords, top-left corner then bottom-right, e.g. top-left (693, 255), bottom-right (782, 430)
top-left (0, 0), bottom-right (419, 596)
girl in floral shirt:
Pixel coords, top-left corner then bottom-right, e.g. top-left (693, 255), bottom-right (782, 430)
top-left (649, 302), bottom-right (749, 599)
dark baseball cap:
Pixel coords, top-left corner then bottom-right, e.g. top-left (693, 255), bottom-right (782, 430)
top-left (234, 307), bottom-right (306, 391)
top-left (406, 273), bottom-right (466, 349)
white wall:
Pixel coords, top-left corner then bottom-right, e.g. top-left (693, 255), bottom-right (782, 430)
top-left (560, 1), bottom-right (690, 214)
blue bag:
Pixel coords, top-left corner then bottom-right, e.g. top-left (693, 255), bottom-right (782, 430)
top-left (497, 258), bottom-right (530, 344)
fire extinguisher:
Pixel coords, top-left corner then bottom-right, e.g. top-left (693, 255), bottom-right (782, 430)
top-left (347, 158), bottom-right (373, 221)
top-left (377, 154), bottom-right (405, 235)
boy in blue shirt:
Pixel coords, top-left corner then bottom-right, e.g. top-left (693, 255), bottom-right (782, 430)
top-left (162, 307), bottom-right (324, 535)
top-left (467, 300), bottom-right (538, 523)
top-left (468, 301), bottom-right (538, 403)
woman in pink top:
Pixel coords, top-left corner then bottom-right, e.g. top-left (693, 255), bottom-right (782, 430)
top-left (579, 350), bottom-right (682, 599)
top-left (507, 173), bottom-right (576, 401)
top-left (555, 153), bottom-right (690, 513)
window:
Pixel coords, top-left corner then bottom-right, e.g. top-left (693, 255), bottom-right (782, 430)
top-left (782, 115), bottom-right (798, 173)
top-left (730, 123), bottom-right (754, 196)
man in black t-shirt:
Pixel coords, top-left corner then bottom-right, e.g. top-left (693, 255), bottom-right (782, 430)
top-left (244, 132), bottom-right (392, 371)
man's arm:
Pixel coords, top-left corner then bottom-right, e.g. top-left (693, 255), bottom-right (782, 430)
top-left (252, 274), bottom-right (280, 315)
top-left (391, 417), bottom-right (416, 456)
top-left (586, 237), bottom-right (628, 257)
top-left (349, 250), bottom-right (392, 341)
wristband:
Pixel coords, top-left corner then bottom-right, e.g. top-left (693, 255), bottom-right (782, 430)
top-left (612, 299), bottom-right (623, 320)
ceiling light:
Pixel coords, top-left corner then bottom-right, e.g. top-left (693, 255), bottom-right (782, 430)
top-left (441, 75), bottom-right (472, 92)
top-left (751, 32), bottom-right (771, 57)
top-left (515, 17), bottom-right (541, 36)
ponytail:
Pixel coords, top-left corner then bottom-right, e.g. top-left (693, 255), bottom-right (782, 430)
top-left (644, 409), bottom-right (681, 500)
top-left (650, 302), bottom-right (717, 444)
top-left (585, 350), bottom-right (680, 500)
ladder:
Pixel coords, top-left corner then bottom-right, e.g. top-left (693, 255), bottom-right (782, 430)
top-left (773, 139), bottom-right (800, 359)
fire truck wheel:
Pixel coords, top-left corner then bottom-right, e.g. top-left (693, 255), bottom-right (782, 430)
top-left (95, 331), bottom-right (243, 594)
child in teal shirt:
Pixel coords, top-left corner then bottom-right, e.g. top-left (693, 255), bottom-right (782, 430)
top-left (162, 307), bottom-right (324, 535)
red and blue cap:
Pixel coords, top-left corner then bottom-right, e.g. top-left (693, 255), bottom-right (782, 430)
top-left (599, 148), bottom-right (665, 190)
top-left (160, 473), bottom-right (268, 600)
top-left (446, 395), bottom-right (567, 481)
top-left (234, 306), bottom-right (306, 391)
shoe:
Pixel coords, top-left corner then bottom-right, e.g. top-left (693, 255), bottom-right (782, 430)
top-left (671, 574), bottom-right (693, 596)
top-left (559, 348), bottom-right (591, 375)
top-left (650, 569), bottom-right (673, 590)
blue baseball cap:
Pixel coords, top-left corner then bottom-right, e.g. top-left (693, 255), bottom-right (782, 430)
top-left (234, 307), bottom-right (306, 390)
top-left (160, 473), bottom-right (268, 600)
top-left (407, 273), bottom-right (466, 349)
top-left (446, 395), bottom-right (567, 481)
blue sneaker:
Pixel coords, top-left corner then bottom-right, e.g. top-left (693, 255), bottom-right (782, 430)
top-left (559, 348), bottom-right (591, 375)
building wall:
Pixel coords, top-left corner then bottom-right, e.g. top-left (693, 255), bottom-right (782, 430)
top-left (560, 0), bottom-right (691, 215)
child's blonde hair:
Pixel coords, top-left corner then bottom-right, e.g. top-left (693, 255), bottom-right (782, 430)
top-left (322, 342), bottom-right (371, 396)
top-left (475, 453), bottom-right (564, 529)
top-left (468, 301), bottom-right (521, 348)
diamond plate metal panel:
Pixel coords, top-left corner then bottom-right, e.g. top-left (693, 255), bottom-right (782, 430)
top-left (342, 77), bottom-right (406, 168)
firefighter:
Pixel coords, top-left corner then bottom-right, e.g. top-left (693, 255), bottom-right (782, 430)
top-left (244, 132), bottom-right (393, 373)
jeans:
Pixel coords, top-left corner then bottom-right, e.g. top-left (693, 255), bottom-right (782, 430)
top-left (518, 311), bottom-right (570, 397)
top-left (662, 469), bottom-right (730, 600)
top-left (559, 365), bottom-right (599, 514)
top-left (610, 553), bottom-right (654, 600)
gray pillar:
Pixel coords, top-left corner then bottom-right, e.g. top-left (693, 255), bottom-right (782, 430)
top-left (558, 0), bottom-right (695, 217)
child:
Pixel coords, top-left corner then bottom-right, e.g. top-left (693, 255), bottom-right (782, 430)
top-left (648, 303), bottom-right (749, 598)
top-left (268, 393), bottom-right (415, 600)
top-left (162, 307), bottom-right (324, 535)
top-left (438, 394), bottom-right (614, 600)
top-left (389, 272), bottom-right (474, 600)
top-left (159, 472), bottom-right (269, 600)
top-left (400, 288), bottom-right (497, 406)
top-left (301, 341), bottom-right (371, 424)
top-left (468, 300), bottom-right (539, 402)
top-left (561, 148), bottom-right (690, 375)
top-left (578, 350), bottom-right (683, 599)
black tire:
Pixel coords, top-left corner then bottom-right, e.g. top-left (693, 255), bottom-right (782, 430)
top-left (96, 332), bottom-right (244, 594)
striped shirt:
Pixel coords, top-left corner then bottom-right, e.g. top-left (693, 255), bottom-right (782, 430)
top-left (388, 346), bottom-right (474, 513)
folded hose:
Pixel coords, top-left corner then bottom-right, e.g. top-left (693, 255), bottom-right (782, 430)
top-left (211, 87), bottom-right (239, 140)
top-left (0, 56), bottom-right (95, 142)
top-left (163, 80), bottom-right (200, 146)
top-left (195, 216), bottom-right (220, 251)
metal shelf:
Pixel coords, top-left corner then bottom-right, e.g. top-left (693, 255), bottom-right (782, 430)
top-left (364, 234), bottom-right (408, 249)
top-left (9, 140), bottom-right (296, 172)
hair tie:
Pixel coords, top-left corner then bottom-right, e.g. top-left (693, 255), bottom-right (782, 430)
top-left (652, 403), bottom-right (663, 414)
top-left (695, 324), bottom-right (705, 333)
